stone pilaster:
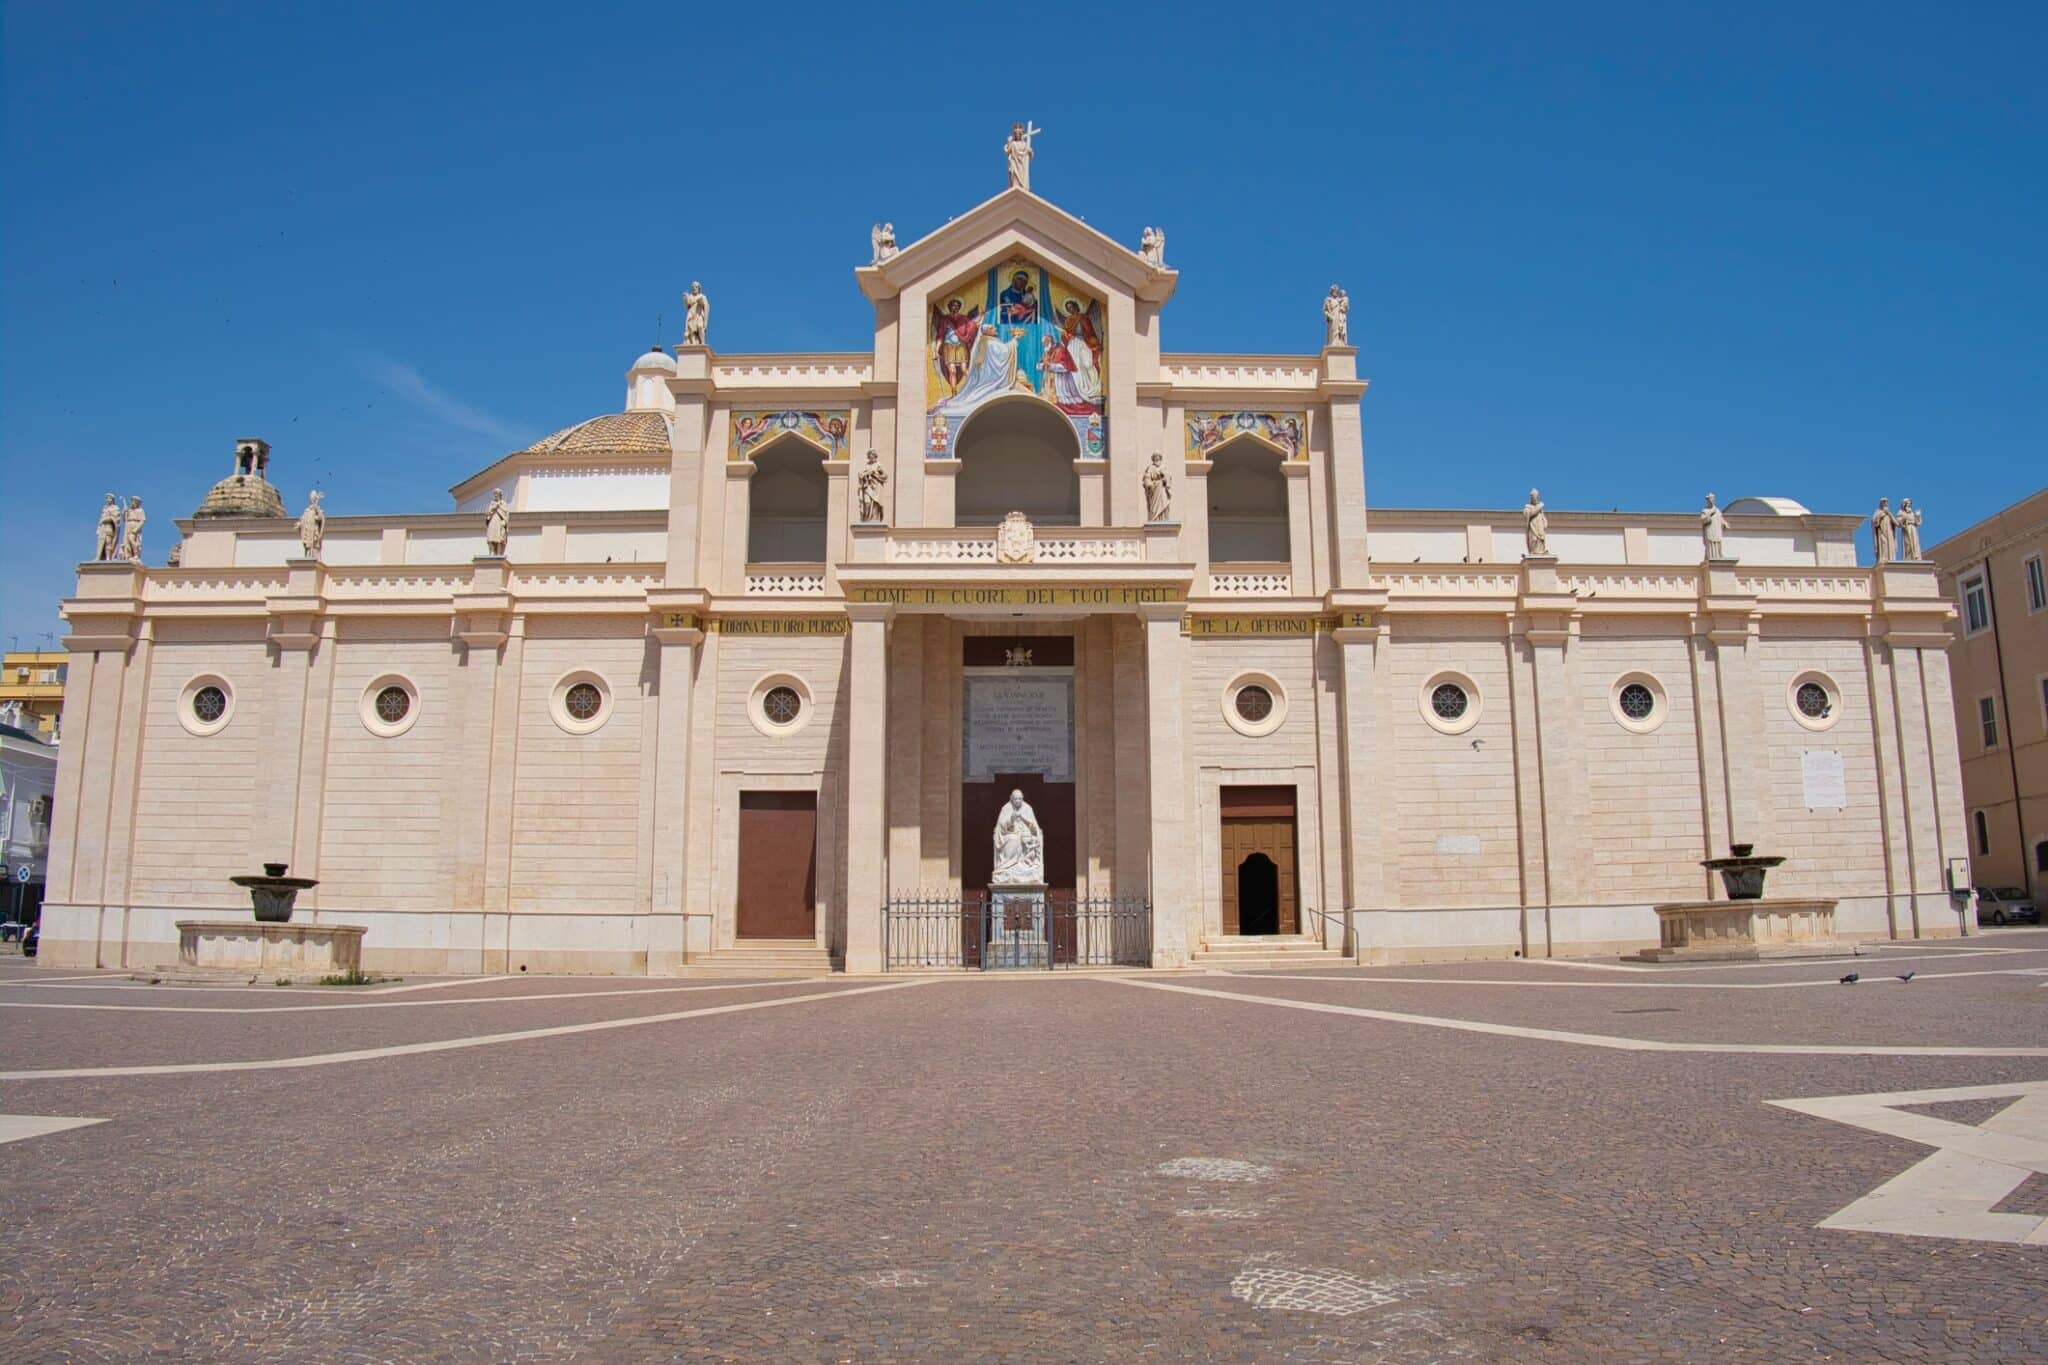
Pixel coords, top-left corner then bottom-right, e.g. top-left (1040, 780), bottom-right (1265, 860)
top-left (1331, 605), bottom-right (1388, 951)
top-left (1319, 347), bottom-right (1371, 587)
top-left (843, 605), bottom-right (893, 972)
top-left (647, 599), bottom-right (704, 973)
top-left (1140, 604), bottom-right (1191, 967)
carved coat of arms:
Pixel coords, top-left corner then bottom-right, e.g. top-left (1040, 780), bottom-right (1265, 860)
top-left (995, 510), bottom-right (1035, 564)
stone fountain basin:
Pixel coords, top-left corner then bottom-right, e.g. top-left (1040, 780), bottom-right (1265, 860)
top-left (1628, 897), bottom-right (1845, 963)
top-left (175, 920), bottom-right (366, 982)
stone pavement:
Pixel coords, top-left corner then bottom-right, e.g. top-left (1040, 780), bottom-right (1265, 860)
top-left (1, 933), bottom-right (2045, 1361)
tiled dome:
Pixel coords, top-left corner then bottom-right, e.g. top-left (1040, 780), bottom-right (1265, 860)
top-left (520, 411), bottom-right (672, 458)
top-left (193, 473), bottom-right (287, 519)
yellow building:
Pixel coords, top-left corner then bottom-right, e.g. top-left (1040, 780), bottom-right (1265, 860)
top-left (0, 651), bottom-right (67, 740)
top-left (1930, 487), bottom-right (2048, 905)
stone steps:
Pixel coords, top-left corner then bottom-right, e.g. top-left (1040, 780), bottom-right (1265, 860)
top-left (1190, 934), bottom-right (1352, 972)
top-left (689, 941), bottom-right (838, 977)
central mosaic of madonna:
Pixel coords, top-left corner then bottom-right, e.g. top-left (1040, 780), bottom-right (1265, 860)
top-left (927, 255), bottom-right (1105, 459)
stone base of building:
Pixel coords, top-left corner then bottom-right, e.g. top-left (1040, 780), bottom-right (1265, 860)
top-left (172, 919), bottom-right (367, 982)
top-left (1626, 897), bottom-right (1845, 963)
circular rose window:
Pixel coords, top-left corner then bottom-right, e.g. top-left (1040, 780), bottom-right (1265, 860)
top-left (374, 685), bottom-right (411, 725)
top-left (192, 685), bottom-right (227, 723)
top-left (1431, 682), bottom-right (1469, 720)
top-left (1795, 682), bottom-right (1831, 719)
top-left (565, 682), bottom-right (604, 721)
top-left (1234, 685), bottom-right (1274, 724)
top-left (762, 685), bottom-right (803, 726)
top-left (1618, 683), bottom-right (1655, 721)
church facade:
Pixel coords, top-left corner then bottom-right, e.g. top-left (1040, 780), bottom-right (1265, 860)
top-left (40, 179), bottom-right (1973, 975)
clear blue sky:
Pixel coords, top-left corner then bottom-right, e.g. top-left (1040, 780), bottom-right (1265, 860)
top-left (4, 3), bottom-right (2043, 645)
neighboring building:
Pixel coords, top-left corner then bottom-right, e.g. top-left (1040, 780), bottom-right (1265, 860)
top-left (1929, 487), bottom-right (2048, 903)
top-left (39, 166), bottom-right (1971, 976)
top-left (0, 650), bottom-right (67, 740)
top-left (0, 721), bottom-right (56, 924)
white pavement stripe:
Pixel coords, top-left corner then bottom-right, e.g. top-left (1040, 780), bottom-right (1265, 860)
top-left (362, 976), bottom-right (516, 994)
top-left (0, 979), bottom-right (930, 1080)
top-left (1220, 967), bottom-right (2042, 990)
top-left (1103, 976), bottom-right (2048, 1057)
top-left (0, 974), bottom-right (137, 986)
top-left (0, 1114), bottom-right (107, 1145)
top-left (0, 978), bottom-right (821, 1015)
top-left (1530, 946), bottom-right (2040, 974)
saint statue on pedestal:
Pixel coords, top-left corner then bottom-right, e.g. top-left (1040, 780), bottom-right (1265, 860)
top-left (991, 789), bottom-right (1044, 886)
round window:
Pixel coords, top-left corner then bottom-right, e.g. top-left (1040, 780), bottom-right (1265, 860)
top-left (179, 675), bottom-right (235, 736)
top-left (549, 671), bottom-right (613, 735)
top-left (1221, 672), bottom-right (1287, 737)
top-left (192, 686), bottom-right (228, 724)
top-left (374, 686), bottom-right (411, 725)
top-left (565, 682), bottom-right (604, 721)
top-left (748, 674), bottom-right (815, 737)
top-left (1788, 671), bottom-right (1842, 732)
top-left (1419, 671), bottom-right (1482, 735)
top-left (1610, 672), bottom-right (1669, 733)
top-left (762, 685), bottom-right (803, 726)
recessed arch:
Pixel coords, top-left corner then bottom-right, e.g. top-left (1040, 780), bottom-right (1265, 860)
top-left (954, 394), bottom-right (1080, 527)
top-left (748, 434), bottom-right (828, 562)
top-left (1207, 436), bottom-right (1289, 563)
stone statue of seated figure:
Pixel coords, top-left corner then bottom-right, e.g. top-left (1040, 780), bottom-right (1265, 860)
top-left (991, 789), bottom-right (1044, 886)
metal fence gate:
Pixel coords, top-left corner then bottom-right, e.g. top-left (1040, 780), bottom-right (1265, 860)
top-left (883, 890), bottom-right (1151, 970)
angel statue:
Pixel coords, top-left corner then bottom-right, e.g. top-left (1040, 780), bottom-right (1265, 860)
top-left (991, 789), bottom-right (1044, 886)
top-left (856, 450), bottom-right (888, 524)
top-left (870, 222), bottom-right (897, 264)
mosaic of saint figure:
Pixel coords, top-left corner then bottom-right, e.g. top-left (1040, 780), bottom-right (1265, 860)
top-left (926, 257), bottom-right (1106, 455)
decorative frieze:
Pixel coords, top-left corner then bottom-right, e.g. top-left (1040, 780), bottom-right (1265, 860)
top-left (727, 410), bottom-right (851, 462)
top-left (1185, 410), bottom-right (1307, 461)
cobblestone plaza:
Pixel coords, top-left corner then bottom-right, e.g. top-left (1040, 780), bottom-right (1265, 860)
top-left (4, 935), bottom-right (2045, 1361)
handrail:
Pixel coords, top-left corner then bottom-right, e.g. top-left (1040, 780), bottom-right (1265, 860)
top-left (1295, 905), bottom-right (1356, 962)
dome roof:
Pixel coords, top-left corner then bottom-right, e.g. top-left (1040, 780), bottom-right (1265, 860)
top-left (519, 411), bottom-right (672, 458)
top-left (629, 347), bottom-right (677, 373)
top-left (1724, 495), bottom-right (1812, 517)
top-left (193, 473), bottom-right (287, 519)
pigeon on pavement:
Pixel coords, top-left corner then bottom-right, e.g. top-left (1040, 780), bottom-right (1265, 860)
top-left (1839, 972), bottom-right (1860, 984)
top-left (1896, 971), bottom-right (1915, 983)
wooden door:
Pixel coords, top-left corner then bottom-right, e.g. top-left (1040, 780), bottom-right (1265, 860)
top-left (737, 791), bottom-right (817, 939)
top-left (1219, 786), bottom-right (1299, 937)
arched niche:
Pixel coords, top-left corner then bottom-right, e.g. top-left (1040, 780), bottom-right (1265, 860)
top-left (747, 435), bottom-right (828, 562)
top-left (953, 396), bottom-right (1080, 527)
top-left (1207, 437), bottom-right (1290, 562)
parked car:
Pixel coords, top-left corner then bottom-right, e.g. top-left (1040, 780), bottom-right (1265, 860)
top-left (1975, 886), bottom-right (2041, 926)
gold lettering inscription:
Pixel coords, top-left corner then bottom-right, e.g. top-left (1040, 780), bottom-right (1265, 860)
top-left (846, 586), bottom-right (1185, 607)
top-left (708, 618), bottom-right (849, 636)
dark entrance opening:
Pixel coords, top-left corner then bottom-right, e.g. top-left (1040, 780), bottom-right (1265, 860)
top-left (1237, 853), bottom-right (1279, 935)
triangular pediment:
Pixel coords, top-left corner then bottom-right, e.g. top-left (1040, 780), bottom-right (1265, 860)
top-left (858, 187), bottom-right (1175, 306)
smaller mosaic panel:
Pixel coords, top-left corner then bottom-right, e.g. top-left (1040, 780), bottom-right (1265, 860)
top-left (729, 410), bottom-right (851, 462)
top-left (1185, 411), bottom-right (1307, 462)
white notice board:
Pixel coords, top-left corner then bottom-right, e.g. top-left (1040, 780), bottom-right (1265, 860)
top-left (1801, 749), bottom-right (1846, 810)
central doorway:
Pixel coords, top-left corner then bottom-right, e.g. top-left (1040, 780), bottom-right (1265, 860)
top-left (1219, 785), bottom-right (1299, 936)
top-left (960, 635), bottom-right (1076, 965)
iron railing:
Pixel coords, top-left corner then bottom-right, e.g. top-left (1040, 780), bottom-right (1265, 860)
top-left (883, 889), bottom-right (1151, 971)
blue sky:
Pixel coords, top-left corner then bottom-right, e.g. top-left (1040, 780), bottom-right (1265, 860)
top-left (3, 2), bottom-right (2043, 644)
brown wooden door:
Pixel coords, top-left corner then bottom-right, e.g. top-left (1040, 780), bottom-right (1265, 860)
top-left (737, 791), bottom-right (817, 939)
top-left (1219, 785), bottom-right (1299, 937)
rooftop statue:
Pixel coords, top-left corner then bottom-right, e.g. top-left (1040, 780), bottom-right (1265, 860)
top-left (682, 281), bottom-right (709, 346)
top-left (1139, 225), bottom-right (1166, 266)
top-left (1323, 284), bottom-right (1349, 346)
top-left (297, 490), bottom-right (326, 559)
top-left (484, 489), bottom-right (511, 558)
top-left (870, 222), bottom-right (897, 264)
top-left (1005, 120), bottom-right (1040, 191)
top-left (119, 496), bottom-right (145, 563)
top-left (1700, 493), bottom-right (1726, 560)
top-left (1871, 498), bottom-right (1896, 564)
top-left (1898, 498), bottom-right (1922, 561)
top-left (94, 493), bottom-right (121, 562)
top-left (1523, 488), bottom-right (1549, 557)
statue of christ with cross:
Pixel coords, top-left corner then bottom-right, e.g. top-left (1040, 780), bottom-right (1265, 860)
top-left (1005, 121), bottom-right (1041, 191)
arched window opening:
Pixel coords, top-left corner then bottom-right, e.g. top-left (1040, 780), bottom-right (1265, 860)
top-left (747, 437), bottom-right (828, 563)
top-left (954, 397), bottom-right (1080, 527)
top-left (1973, 810), bottom-right (1990, 857)
top-left (1236, 853), bottom-right (1280, 936)
top-left (1207, 438), bottom-right (1289, 562)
